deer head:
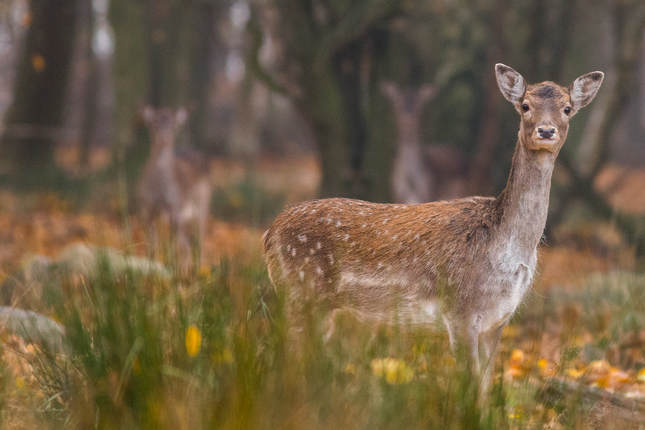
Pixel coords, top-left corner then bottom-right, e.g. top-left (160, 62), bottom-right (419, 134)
top-left (495, 64), bottom-right (604, 154)
top-left (380, 81), bottom-right (436, 137)
top-left (141, 105), bottom-right (188, 149)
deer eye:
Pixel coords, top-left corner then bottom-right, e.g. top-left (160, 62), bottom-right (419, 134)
top-left (522, 103), bottom-right (530, 112)
top-left (564, 106), bottom-right (571, 115)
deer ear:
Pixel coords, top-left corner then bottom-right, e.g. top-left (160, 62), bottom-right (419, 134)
top-left (141, 105), bottom-right (155, 124)
top-left (495, 63), bottom-right (526, 106)
top-left (418, 84), bottom-right (437, 103)
top-left (569, 71), bottom-right (604, 115)
top-left (380, 81), bottom-right (400, 101)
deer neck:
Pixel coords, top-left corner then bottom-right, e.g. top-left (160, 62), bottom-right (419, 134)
top-left (150, 133), bottom-right (175, 167)
top-left (494, 139), bottom-right (557, 261)
top-left (397, 127), bottom-right (422, 150)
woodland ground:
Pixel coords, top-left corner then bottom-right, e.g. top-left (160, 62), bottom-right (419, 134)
top-left (1, 153), bottom-right (645, 429)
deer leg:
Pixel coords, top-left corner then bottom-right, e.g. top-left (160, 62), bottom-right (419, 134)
top-left (479, 323), bottom-right (505, 397)
top-left (176, 221), bottom-right (193, 272)
top-left (444, 315), bottom-right (482, 376)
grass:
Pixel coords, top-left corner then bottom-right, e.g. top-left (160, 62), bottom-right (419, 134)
top-left (1, 249), bottom-right (645, 429)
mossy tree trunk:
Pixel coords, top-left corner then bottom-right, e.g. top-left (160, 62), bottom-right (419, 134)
top-left (109, 0), bottom-right (150, 181)
top-left (0, 0), bottom-right (79, 188)
top-left (249, 0), bottom-right (400, 199)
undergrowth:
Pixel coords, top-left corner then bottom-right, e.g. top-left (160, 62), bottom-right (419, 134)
top-left (1, 254), bottom-right (645, 429)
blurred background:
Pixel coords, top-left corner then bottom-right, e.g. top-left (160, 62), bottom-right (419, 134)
top-left (0, 0), bottom-right (644, 262)
top-left (2, 3), bottom-right (645, 425)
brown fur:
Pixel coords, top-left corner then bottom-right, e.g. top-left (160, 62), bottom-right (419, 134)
top-left (137, 106), bottom-right (211, 267)
top-left (265, 64), bottom-right (603, 394)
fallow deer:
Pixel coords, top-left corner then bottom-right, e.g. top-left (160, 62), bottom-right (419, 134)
top-left (264, 64), bottom-right (603, 392)
top-left (381, 81), bottom-right (468, 203)
top-left (137, 106), bottom-right (211, 268)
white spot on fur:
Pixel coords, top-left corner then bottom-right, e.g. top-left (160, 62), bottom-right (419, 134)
top-left (309, 248), bottom-right (315, 255)
top-left (298, 234), bottom-right (307, 242)
top-left (316, 266), bottom-right (323, 276)
top-left (335, 220), bottom-right (342, 227)
top-left (328, 254), bottom-right (334, 265)
top-left (317, 242), bottom-right (322, 250)
top-left (299, 271), bottom-right (304, 281)
top-left (291, 248), bottom-right (296, 257)
top-left (343, 234), bottom-right (349, 241)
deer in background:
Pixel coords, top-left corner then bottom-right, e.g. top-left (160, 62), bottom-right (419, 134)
top-left (264, 64), bottom-right (603, 395)
top-left (381, 81), bottom-right (468, 203)
top-left (137, 106), bottom-right (211, 268)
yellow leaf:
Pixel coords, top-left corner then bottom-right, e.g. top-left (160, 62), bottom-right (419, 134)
top-left (566, 368), bottom-right (583, 379)
top-left (593, 375), bottom-right (609, 388)
top-left (510, 349), bottom-right (524, 363)
top-left (371, 358), bottom-right (413, 385)
top-left (588, 360), bottom-right (611, 374)
top-left (31, 54), bottom-right (45, 73)
top-left (637, 368), bottom-right (645, 383)
top-left (185, 325), bottom-right (202, 357)
top-left (609, 368), bottom-right (630, 383)
top-left (15, 377), bottom-right (25, 390)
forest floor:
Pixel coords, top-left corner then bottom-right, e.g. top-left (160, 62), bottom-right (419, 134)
top-left (1, 154), bottom-right (645, 429)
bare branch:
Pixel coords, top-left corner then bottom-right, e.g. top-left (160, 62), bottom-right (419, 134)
top-left (314, 0), bottom-right (399, 68)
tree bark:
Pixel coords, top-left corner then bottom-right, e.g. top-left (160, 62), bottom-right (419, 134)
top-left (109, 0), bottom-right (149, 175)
top-left (186, 1), bottom-right (223, 151)
top-left (0, 0), bottom-right (79, 187)
top-left (249, 0), bottom-right (399, 198)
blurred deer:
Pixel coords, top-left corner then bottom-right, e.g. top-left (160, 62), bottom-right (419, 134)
top-left (137, 106), bottom-right (211, 268)
top-left (381, 81), bottom-right (468, 203)
top-left (265, 65), bottom-right (603, 396)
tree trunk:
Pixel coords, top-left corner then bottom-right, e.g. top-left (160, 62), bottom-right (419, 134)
top-left (300, 68), bottom-right (352, 198)
top-left (0, 0), bottom-right (79, 187)
top-left (79, 0), bottom-right (98, 173)
top-left (186, 1), bottom-right (221, 151)
top-left (146, 0), bottom-right (188, 108)
top-left (109, 0), bottom-right (149, 177)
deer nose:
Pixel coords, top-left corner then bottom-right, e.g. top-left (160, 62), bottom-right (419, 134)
top-left (537, 126), bottom-right (556, 139)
